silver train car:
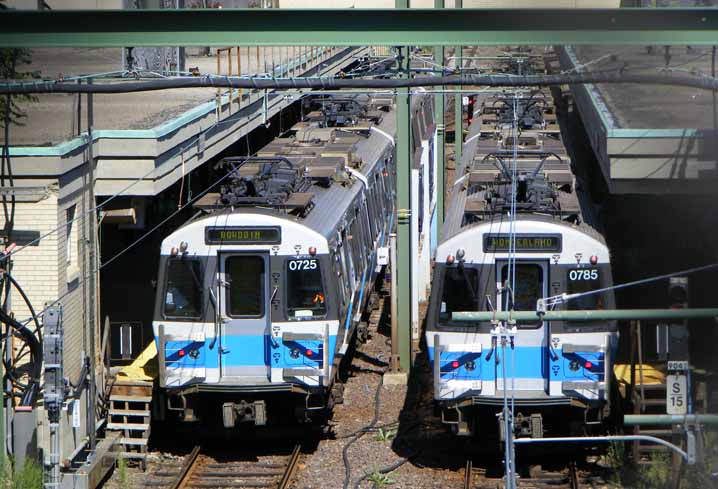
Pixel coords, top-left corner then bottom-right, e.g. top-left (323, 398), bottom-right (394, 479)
top-left (425, 86), bottom-right (618, 440)
top-left (152, 94), bottom-right (435, 428)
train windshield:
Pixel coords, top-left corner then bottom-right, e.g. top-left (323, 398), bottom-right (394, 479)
top-left (226, 256), bottom-right (265, 317)
top-left (163, 258), bottom-right (203, 319)
top-left (566, 268), bottom-right (603, 310)
top-left (286, 258), bottom-right (327, 319)
top-left (500, 264), bottom-right (543, 326)
top-left (438, 267), bottom-right (479, 323)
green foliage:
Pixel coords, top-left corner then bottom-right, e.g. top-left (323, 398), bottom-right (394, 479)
top-left (117, 455), bottom-right (129, 489)
top-left (681, 430), bottom-right (718, 489)
top-left (366, 471), bottom-right (396, 488)
top-left (0, 47), bottom-right (38, 130)
top-left (10, 459), bottom-right (42, 489)
top-left (374, 427), bottom-right (397, 442)
top-left (0, 458), bottom-right (43, 489)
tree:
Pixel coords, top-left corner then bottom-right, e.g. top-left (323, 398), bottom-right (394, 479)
top-left (0, 47), bottom-right (37, 243)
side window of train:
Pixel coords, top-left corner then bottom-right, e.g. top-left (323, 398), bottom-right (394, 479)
top-left (349, 218), bottom-right (364, 279)
top-left (332, 251), bottom-right (347, 306)
top-left (341, 229), bottom-right (356, 288)
top-left (364, 194), bottom-right (376, 243)
top-left (356, 207), bottom-right (369, 258)
top-left (163, 258), bottom-right (204, 320)
top-left (285, 257), bottom-right (327, 320)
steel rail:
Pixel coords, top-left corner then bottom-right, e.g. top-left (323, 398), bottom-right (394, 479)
top-left (1, 8), bottom-right (718, 47)
top-left (171, 446), bottom-right (201, 489)
top-left (463, 459), bottom-right (473, 489)
top-left (277, 445), bottom-right (301, 489)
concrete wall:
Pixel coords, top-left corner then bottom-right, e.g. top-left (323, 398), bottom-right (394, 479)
top-left (4, 0), bottom-right (123, 9)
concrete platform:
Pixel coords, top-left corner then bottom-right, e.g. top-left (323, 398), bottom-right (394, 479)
top-left (3, 46), bottom-right (364, 198)
top-left (558, 45), bottom-right (718, 194)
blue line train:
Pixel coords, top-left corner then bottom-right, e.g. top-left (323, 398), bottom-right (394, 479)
top-left (152, 94), bottom-right (434, 428)
top-left (425, 81), bottom-right (618, 440)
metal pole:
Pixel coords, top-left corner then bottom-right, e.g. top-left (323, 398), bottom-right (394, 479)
top-left (396, 0), bottom-right (411, 372)
top-left (454, 0), bottom-right (462, 171)
top-left (514, 435), bottom-right (691, 463)
top-left (396, 44), bottom-right (412, 372)
top-left (624, 414), bottom-right (718, 426)
top-left (389, 233), bottom-right (399, 372)
top-left (434, 0), bottom-right (445, 227)
top-left (452, 308), bottom-right (718, 322)
top-left (86, 80), bottom-right (97, 451)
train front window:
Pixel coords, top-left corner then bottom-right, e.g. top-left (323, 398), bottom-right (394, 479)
top-left (567, 268), bottom-right (603, 310)
top-left (164, 258), bottom-right (203, 319)
top-left (226, 256), bottom-right (264, 317)
top-left (286, 258), bottom-right (327, 319)
top-left (501, 264), bottom-right (543, 326)
top-left (438, 267), bottom-right (479, 323)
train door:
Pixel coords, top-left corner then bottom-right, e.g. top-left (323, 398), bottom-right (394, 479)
top-left (218, 252), bottom-right (271, 382)
top-left (495, 260), bottom-right (549, 394)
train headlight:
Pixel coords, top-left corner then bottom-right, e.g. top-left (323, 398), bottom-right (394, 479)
top-left (446, 255), bottom-right (455, 265)
top-left (456, 249), bottom-right (465, 261)
top-left (290, 348), bottom-right (300, 359)
top-left (308, 246), bottom-right (317, 256)
top-left (179, 241), bottom-right (188, 253)
top-left (569, 359), bottom-right (580, 372)
top-left (465, 360), bottom-right (476, 371)
top-left (584, 361), bottom-right (594, 370)
top-left (590, 255), bottom-right (598, 265)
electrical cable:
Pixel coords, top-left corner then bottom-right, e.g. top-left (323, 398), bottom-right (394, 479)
top-left (2, 71), bottom-right (718, 94)
top-left (0, 308), bottom-right (40, 406)
top-left (342, 371), bottom-right (385, 489)
top-left (4, 273), bottom-right (41, 342)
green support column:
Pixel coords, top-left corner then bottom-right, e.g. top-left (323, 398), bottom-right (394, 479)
top-left (434, 0), bottom-right (445, 226)
top-left (454, 0), bottom-right (462, 170)
top-left (396, 43), bottom-right (412, 372)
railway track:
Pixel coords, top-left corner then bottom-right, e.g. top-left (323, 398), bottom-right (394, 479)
top-left (146, 444), bottom-right (301, 489)
top-left (463, 459), bottom-right (605, 489)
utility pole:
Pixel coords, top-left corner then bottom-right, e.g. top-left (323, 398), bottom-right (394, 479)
top-left (434, 0), bottom-right (445, 227)
top-left (454, 0), bottom-right (463, 172)
top-left (395, 0), bottom-right (412, 373)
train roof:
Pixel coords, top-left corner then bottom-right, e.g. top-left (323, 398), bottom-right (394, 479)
top-left (188, 94), bottom-right (433, 244)
top-left (442, 88), bottom-right (604, 244)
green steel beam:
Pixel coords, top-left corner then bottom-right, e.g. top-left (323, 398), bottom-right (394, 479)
top-left (396, 45), bottom-right (412, 372)
top-left (434, 0), bottom-right (445, 227)
top-left (452, 308), bottom-right (718, 322)
top-left (624, 414), bottom-right (718, 426)
top-left (1, 9), bottom-right (718, 47)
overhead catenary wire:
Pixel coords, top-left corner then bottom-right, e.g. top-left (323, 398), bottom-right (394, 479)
top-left (2, 70), bottom-right (718, 94)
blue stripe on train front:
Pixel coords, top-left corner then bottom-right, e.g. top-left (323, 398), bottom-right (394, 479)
top-left (427, 345), bottom-right (603, 383)
top-left (162, 335), bottom-right (338, 370)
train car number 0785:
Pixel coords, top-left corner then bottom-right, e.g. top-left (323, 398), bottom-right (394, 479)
top-left (568, 269), bottom-right (599, 281)
top-left (288, 259), bottom-right (317, 271)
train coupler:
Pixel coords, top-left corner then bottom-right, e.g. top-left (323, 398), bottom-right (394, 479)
top-left (222, 400), bottom-right (267, 428)
top-left (499, 412), bottom-right (543, 441)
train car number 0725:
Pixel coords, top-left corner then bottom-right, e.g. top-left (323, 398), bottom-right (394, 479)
top-left (288, 259), bottom-right (317, 271)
